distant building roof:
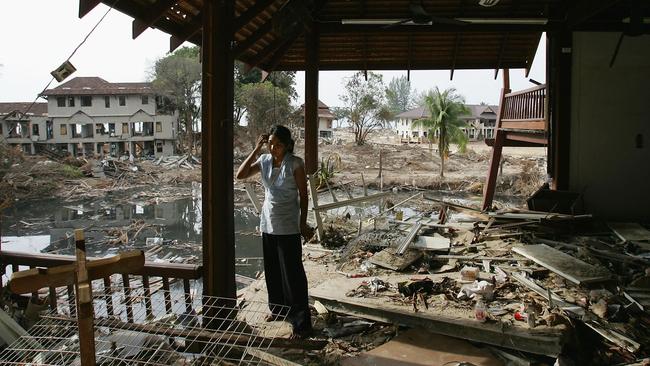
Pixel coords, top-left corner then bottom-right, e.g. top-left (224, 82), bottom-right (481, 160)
top-left (0, 102), bottom-right (48, 116)
top-left (42, 77), bottom-right (153, 96)
top-left (395, 104), bottom-right (499, 120)
top-left (301, 99), bottom-right (335, 119)
top-left (395, 106), bottom-right (428, 119)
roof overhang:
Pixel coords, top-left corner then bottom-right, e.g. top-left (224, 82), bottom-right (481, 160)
top-left (80, 0), bottom-right (650, 73)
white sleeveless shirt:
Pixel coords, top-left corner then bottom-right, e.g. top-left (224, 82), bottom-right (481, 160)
top-left (255, 153), bottom-right (304, 235)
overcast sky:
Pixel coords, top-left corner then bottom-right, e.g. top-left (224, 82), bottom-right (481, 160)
top-left (0, 0), bottom-right (546, 108)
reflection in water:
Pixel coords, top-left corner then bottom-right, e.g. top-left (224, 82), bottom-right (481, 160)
top-left (1, 188), bottom-right (265, 278)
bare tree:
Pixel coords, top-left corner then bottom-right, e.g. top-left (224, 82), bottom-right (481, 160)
top-left (339, 71), bottom-right (387, 145)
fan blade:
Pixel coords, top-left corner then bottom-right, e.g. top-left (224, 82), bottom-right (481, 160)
top-left (382, 18), bottom-right (413, 29)
top-left (430, 15), bottom-right (468, 26)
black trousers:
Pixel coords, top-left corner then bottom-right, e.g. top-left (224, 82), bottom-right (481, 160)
top-left (262, 233), bottom-right (311, 331)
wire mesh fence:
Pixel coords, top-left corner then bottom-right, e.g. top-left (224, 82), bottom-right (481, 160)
top-left (0, 287), bottom-right (290, 365)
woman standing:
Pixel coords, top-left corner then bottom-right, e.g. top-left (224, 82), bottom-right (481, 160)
top-left (236, 125), bottom-right (312, 336)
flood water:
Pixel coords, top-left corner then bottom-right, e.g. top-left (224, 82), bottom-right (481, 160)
top-left (1, 183), bottom-right (525, 283)
top-left (1, 185), bottom-right (265, 280)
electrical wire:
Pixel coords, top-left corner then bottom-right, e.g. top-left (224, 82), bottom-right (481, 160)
top-left (19, 0), bottom-right (119, 118)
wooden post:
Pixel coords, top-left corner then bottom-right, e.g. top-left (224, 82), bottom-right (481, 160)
top-left (74, 229), bottom-right (96, 366)
top-left (549, 30), bottom-right (572, 190)
top-left (201, 0), bottom-right (236, 319)
top-left (482, 69), bottom-right (511, 211)
top-left (304, 22), bottom-right (319, 175)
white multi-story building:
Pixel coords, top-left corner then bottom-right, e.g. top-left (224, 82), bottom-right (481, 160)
top-left (394, 104), bottom-right (498, 143)
top-left (38, 77), bottom-right (178, 157)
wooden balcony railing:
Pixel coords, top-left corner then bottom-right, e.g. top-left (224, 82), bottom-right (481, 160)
top-left (499, 84), bottom-right (547, 131)
top-left (0, 250), bottom-right (202, 320)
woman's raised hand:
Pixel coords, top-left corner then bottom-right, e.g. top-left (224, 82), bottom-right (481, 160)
top-left (256, 134), bottom-right (269, 151)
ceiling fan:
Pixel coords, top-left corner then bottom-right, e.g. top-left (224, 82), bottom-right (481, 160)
top-left (342, 1), bottom-right (468, 27)
top-left (341, 1), bottom-right (547, 27)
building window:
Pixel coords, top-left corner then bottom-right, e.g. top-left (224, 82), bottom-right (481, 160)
top-left (155, 122), bottom-right (162, 132)
top-left (68, 97), bottom-right (75, 107)
top-left (32, 124), bottom-right (39, 136)
top-left (122, 123), bottom-right (129, 134)
top-left (0, 124), bottom-right (3, 135)
top-left (105, 96), bottom-right (110, 108)
top-left (57, 97), bottom-right (66, 107)
top-left (156, 141), bottom-right (163, 153)
top-left (119, 96), bottom-right (126, 106)
top-left (141, 95), bottom-right (149, 105)
top-left (60, 124), bottom-right (67, 136)
top-left (81, 96), bottom-right (92, 107)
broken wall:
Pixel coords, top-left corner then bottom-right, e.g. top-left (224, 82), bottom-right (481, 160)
top-left (570, 32), bottom-right (650, 220)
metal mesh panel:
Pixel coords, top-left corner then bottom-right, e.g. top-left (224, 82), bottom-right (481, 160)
top-left (0, 287), bottom-right (290, 365)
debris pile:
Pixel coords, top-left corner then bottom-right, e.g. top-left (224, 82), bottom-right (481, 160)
top-left (305, 188), bottom-right (650, 365)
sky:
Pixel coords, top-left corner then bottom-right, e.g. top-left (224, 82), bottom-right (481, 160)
top-left (0, 0), bottom-right (546, 108)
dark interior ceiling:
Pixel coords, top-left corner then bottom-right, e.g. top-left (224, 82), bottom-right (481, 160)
top-left (82, 0), bottom-right (650, 72)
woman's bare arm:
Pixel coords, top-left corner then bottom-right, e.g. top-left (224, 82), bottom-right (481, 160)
top-left (294, 162), bottom-right (312, 241)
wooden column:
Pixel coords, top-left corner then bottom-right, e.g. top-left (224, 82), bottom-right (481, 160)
top-left (304, 23), bottom-right (319, 175)
top-left (201, 0), bottom-right (236, 301)
top-left (482, 70), bottom-right (510, 211)
top-left (548, 30), bottom-right (572, 190)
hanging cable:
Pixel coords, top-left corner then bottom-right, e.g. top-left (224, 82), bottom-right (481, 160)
top-left (19, 0), bottom-right (119, 118)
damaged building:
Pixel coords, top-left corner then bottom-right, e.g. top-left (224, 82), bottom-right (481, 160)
top-left (0, 103), bottom-right (50, 155)
top-left (0, 77), bottom-right (179, 158)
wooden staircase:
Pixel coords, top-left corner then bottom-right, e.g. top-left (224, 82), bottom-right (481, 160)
top-left (482, 83), bottom-right (548, 211)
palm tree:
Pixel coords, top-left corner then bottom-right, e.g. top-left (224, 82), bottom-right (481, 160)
top-left (412, 87), bottom-right (469, 178)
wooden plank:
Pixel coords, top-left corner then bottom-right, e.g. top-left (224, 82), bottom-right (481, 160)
top-left (315, 192), bottom-right (390, 211)
top-left (608, 222), bottom-right (650, 242)
top-left (396, 223), bottom-right (422, 255)
top-left (341, 328), bottom-right (501, 366)
top-left (8, 250), bottom-right (145, 294)
top-left (311, 276), bottom-right (567, 357)
top-left (0, 250), bottom-right (201, 279)
top-left (500, 120), bottom-right (546, 130)
top-left (308, 175), bottom-right (325, 241)
top-left (247, 349), bottom-right (304, 366)
top-left (244, 182), bottom-right (262, 214)
top-left (512, 244), bottom-right (611, 285)
top-left (74, 229), bottom-right (96, 366)
top-left (368, 247), bottom-right (422, 271)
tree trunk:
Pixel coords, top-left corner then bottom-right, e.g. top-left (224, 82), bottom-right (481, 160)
top-left (440, 155), bottom-right (445, 178)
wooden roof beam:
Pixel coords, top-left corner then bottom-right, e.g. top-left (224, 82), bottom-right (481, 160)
top-left (265, 31), bottom-right (302, 72)
top-left (449, 34), bottom-right (461, 80)
top-left (170, 20), bottom-right (202, 53)
top-left (450, 0), bottom-right (466, 81)
top-left (249, 27), bottom-right (304, 70)
top-left (79, 0), bottom-right (102, 18)
top-left (494, 34), bottom-right (509, 79)
top-left (233, 22), bottom-right (272, 57)
top-left (132, 0), bottom-right (177, 39)
top-left (234, 0), bottom-right (276, 30)
top-left (567, 0), bottom-right (622, 27)
top-left (319, 23), bottom-right (551, 33)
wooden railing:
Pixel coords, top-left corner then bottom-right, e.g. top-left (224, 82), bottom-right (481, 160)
top-left (500, 84), bottom-right (547, 131)
top-left (0, 250), bottom-right (202, 320)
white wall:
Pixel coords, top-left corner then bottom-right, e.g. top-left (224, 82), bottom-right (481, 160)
top-left (570, 32), bottom-right (650, 219)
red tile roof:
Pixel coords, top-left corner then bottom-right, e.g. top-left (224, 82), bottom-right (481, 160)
top-left (42, 77), bottom-right (152, 96)
top-left (0, 102), bottom-right (48, 116)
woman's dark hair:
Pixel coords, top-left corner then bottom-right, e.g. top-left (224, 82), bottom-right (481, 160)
top-left (269, 125), bottom-right (294, 153)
